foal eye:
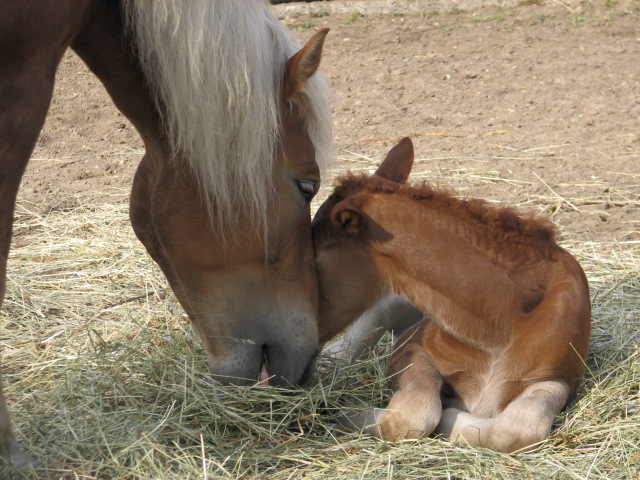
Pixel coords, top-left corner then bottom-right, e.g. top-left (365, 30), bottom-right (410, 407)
top-left (295, 179), bottom-right (318, 202)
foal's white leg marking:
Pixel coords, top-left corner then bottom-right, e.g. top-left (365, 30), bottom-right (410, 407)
top-left (372, 347), bottom-right (443, 440)
top-left (324, 294), bottom-right (422, 359)
top-left (373, 385), bottom-right (443, 440)
top-left (337, 342), bottom-right (443, 440)
top-left (436, 380), bottom-right (570, 453)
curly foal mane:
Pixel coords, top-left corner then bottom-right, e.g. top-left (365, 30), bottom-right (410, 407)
top-left (335, 173), bottom-right (561, 261)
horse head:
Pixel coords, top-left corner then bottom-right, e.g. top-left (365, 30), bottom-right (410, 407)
top-left (130, 29), bottom-right (331, 388)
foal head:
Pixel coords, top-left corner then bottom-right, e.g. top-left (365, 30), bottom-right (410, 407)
top-left (313, 137), bottom-right (415, 342)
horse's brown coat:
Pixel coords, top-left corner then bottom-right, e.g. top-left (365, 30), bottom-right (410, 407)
top-left (313, 138), bottom-right (591, 452)
top-left (1, 1), bottom-right (331, 468)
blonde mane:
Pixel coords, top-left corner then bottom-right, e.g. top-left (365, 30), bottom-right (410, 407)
top-left (122, 0), bottom-right (333, 228)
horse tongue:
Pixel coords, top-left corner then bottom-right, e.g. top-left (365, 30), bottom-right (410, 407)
top-left (259, 363), bottom-right (270, 386)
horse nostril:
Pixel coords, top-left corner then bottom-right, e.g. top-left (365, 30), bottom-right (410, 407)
top-left (256, 344), bottom-right (318, 388)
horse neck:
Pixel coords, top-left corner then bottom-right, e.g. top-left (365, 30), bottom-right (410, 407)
top-left (370, 197), bottom-right (545, 348)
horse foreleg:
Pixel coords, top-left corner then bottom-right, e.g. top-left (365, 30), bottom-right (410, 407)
top-left (0, 377), bottom-right (31, 472)
top-left (0, 154), bottom-right (34, 470)
top-left (0, 173), bottom-right (33, 469)
top-left (436, 380), bottom-right (570, 453)
top-left (0, 55), bottom-right (60, 471)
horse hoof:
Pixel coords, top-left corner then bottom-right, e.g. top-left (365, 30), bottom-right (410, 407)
top-left (1, 445), bottom-right (34, 478)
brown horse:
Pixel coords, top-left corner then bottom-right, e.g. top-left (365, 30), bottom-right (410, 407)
top-left (313, 138), bottom-right (591, 453)
top-left (0, 0), bottom-right (333, 468)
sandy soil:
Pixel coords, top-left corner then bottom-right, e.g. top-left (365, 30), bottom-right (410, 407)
top-left (18, 0), bottom-right (640, 247)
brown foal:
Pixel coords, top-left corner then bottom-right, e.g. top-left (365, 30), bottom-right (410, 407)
top-left (313, 138), bottom-right (591, 452)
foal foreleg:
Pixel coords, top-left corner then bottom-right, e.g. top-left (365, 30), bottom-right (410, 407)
top-left (338, 322), bottom-right (443, 440)
top-left (363, 322), bottom-right (444, 440)
top-left (436, 380), bottom-right (570, 452)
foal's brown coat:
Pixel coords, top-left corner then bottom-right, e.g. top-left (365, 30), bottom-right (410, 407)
top-left (313, 138), bottom-right (591, 452)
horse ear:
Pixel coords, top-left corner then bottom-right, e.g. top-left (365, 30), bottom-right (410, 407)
top-left (375, 137), bottom-right (414, 184)
top-left (331, 201), bottom-right (364, 235)
top-left (283, 28), bottom-right (329, 102)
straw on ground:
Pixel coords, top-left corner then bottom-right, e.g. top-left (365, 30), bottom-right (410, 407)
top-left (1, 194), bottom-right (638, 479)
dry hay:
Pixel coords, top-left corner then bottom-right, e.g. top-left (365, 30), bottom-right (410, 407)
top-left (1, 176), bottom-right (639, 479)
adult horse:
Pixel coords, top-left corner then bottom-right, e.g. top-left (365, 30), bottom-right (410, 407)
top-left (0, 0), bottom-right (332, 467)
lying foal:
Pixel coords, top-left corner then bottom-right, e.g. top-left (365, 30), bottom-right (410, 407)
top-left (313, 138), bottom-right (591, 453)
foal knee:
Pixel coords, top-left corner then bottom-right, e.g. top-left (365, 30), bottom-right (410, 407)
top-left (486, 419), bottom-right (550, 453)
top-left (437, 388), bottom-right (565, 452)
top-left (489, 381), bottom-right (569, 452)
top-left (486, 396), bottom-right (558, 452)
top-left (436, 408), bottom-right (546, 453)
top-left (375, 388), bottom-right (442, 441)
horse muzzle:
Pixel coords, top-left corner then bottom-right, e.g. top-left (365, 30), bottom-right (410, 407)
top-left (205, 334), bottom-right (318, 388)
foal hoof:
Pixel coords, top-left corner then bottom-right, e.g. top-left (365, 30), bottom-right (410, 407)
top-left (338, 405), bottom-right (436, 441)
top-left (336, 407), bottom-right (383, 436)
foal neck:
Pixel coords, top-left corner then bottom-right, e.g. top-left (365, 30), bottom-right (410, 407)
top-left (363, 183), bottom-right (561, 347)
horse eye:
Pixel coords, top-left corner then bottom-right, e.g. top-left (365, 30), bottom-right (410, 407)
top-left (295, 179), bottom-right (318, 202)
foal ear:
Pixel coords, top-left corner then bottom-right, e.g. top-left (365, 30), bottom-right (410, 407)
top-left (330, 201), bottom-right (364, 235)
top-left (283, 28), bottom-right (329, 102)
top-left (375, 137), bottom-right (414, 184)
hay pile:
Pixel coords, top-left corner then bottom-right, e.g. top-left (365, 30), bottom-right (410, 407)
top-left (1, 197), bottom-right (638, 479)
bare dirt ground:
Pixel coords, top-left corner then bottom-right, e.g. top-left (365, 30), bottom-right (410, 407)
top-left (18, 0), bottom-right (640, 248)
